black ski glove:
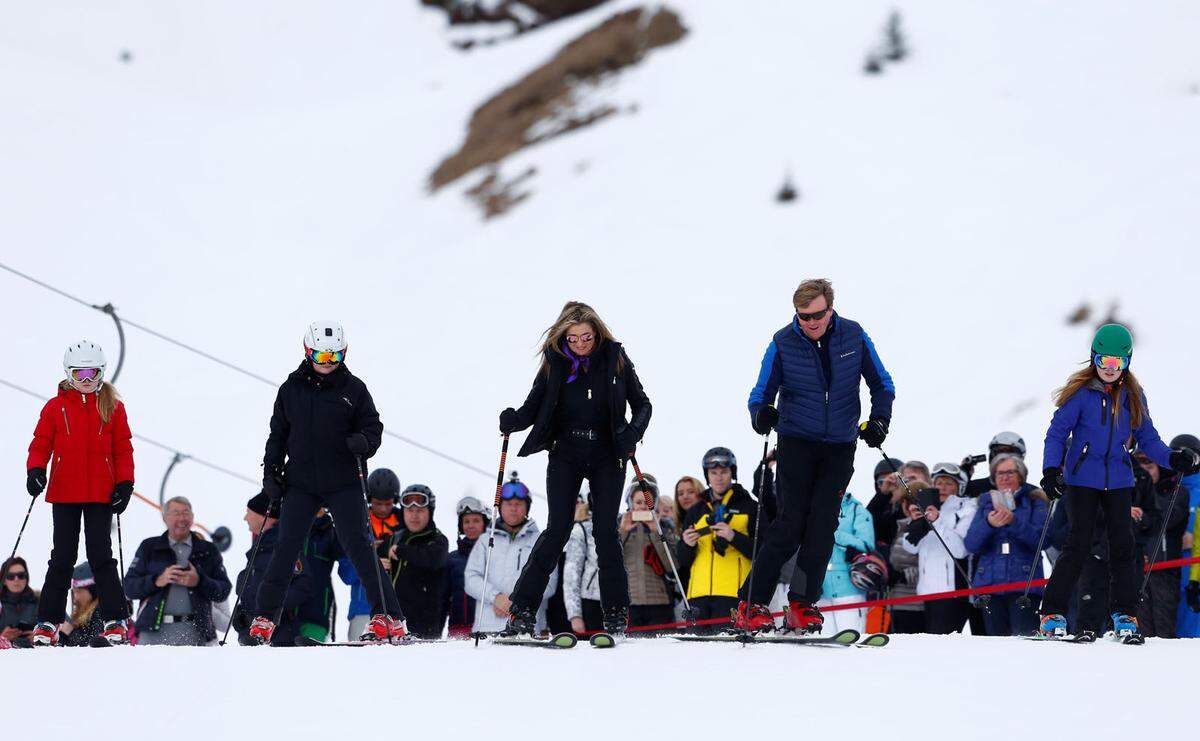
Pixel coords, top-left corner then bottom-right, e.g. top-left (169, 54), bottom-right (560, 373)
top-left (1187, 581), bottom-right (1200, 613)
top-left (111, 481), bottom-right (134, 515)
top-left (263, 464), bottom-right (286, 510)
top-left (26, 468), bottom-right (47, 497)
top-left (1040, 468), bottom-right (1065, 500)
top-left (858, 418), bottom-right (889, 448)
top-left (346, 432), bottom-right (370, 456)
top-left (616, 427), bottom-right (640, 456)
top-left (499, 408), bottom-right (520, 435)
top-left (1169, 448), bottom-right (1200, 475)
top-left (752, 405), bottom-right (779, 435)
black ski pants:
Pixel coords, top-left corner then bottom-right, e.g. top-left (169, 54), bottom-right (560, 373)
top-left (257, 485), bottom-right (403, 619)
top-left (1137, 569), bottom-right (1179, 638)
top-left (688, 595), bottom-right (739, 635)
top-left (743, 436), bottom-right (855, 605)
top-left (1043, 486), bottom-right (1137, 616)
top-left (982, 593), bottom-right (1040, 636)
top-left (511, 439), bottom-right (629, 611)
top-left (38, 503), bottom-right (128, 622)
top-left (923, 597), bottom-right (970, 634)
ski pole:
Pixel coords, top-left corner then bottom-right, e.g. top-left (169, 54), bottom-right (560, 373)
top-left (115, 513), bottom-right (126, 592)
top-left (473, 434), bottom-right (509, 647)
top-left (1015, 498), bottom-right (1057, 610)
top-left (879, 449), bottom-right (989, 612)
top-left (630, 454), bottom-right (694, 627)
top-left (1137, 473), bottom-right (1185, 603)
top-left (8, 496), bottom-right (37, 562)
top-left (220, 509), bottom-right (270, 646)
top-left (735, 434), bottom-right (771, 640)
top-left (357, 455), bottom-right (397, 639)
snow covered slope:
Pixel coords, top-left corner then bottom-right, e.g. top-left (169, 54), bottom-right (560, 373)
top-left (2, 0), bottom-right (1198, 661)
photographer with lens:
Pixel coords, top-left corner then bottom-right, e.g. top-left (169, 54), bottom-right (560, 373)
top-left (901, 462), bottom-right (977, 633)
top-left (959, 432), bottom-right (1028, 498)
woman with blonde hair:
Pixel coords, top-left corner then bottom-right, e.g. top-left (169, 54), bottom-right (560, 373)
top-left (498, 301), bottom-right (652, 637)
top-left (1037, 324), bottom-right (1199, 638)
top-left (673, 476), bottom-right (704, 527)
top-left (25, 341), bottom-right (135, 646)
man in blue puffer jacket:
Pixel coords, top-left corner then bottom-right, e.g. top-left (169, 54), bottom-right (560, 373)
top-left (736, 278), bottom-right (895, 635)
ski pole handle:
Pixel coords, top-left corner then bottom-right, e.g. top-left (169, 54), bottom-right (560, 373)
top-left (493, 434), bottom-right (510, 508)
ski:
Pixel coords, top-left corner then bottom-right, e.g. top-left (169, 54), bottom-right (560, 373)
top-left (589, 632), bottom-right (618, 648)
top-left (293, 636), bottom-right (415, 647)
top-left (672, 628), bottom-right (860, 646)
top-left (858, 633), bottom-right (889, 647)
top-left (1112, 632), bottom-right (1144, 645)
top-left (491, 632), bottom-right (577, 649)
top-left (1020, 631), bottom-right (1097, 643)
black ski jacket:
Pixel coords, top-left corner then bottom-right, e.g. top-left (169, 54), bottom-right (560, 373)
top-left (386, 525), bottom-right (449, 639)
top-left (264, 362), bottom-right (383, 493)
top-left (124, 531), bottom-right (233, 643)
top-left (509, 341), bottom-right (651, 458)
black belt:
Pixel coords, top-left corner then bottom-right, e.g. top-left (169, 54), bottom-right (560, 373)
top-left (567, 429), bottom-right (603, 442)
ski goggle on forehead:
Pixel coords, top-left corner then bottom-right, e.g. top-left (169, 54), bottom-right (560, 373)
top-left (69, 367), bottom-right (103, 383)
top-left (501, 484), bottom-right (531, 501)
top-left (1093, 354), bottom-right (1129, 372)
top-left (305, 347), bottom-right (346, 365)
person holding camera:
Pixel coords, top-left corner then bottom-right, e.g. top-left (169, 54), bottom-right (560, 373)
top-left (248, 321), bottom-right (406, 645)
top-left (1038, 325), bottom-right (1200, 638)
top-left (959, 432), bottom-right (1028, 498)
top-left (901, 462), bottom-right (976, 633)
top-left (620, 475), bottom-right (677, 632)
top-left (963, 455), bottom-right (1048, 635)
top-left (678, 448), bottom-right (758, 633)
top-left (741, 278), bottom-right (895, 634)
top-left (1, 557), bottom-right (38, 648)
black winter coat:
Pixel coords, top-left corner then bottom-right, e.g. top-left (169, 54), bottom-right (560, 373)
top-left (386, 524), bottom-right (449, 639)
top-left (264, 362), bottom-right (383, 493)
top-left (509, 341), bottom-right (651, 458)
top-left (0, 589), bottom-right (38, 633)
top-left (233, 525), bottom-right (316, 647)
top-left (445, 537), bottom-right (477, 635)
top-left (125, 531), bottom-right (233, 643)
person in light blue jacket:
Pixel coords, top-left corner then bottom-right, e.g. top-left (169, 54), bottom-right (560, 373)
top-left (815, 492), bottom-right (874, 636)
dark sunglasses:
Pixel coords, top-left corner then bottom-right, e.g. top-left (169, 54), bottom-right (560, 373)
top-left (5, 571), bottom-right (29, 581)
top-left (796, 308), bottom-right (830, 322)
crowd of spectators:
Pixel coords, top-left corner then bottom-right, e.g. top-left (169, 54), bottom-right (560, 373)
top-left (5, 429), bottom-right (1200, 647)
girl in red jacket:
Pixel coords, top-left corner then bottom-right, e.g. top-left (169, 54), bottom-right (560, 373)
top-left (25, 341), bottom-right (135, 646)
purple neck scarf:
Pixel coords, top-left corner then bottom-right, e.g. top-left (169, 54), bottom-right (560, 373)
top-left (563, 342), bottom-right (591, 384)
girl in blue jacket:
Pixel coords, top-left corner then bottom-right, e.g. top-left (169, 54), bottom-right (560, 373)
top-left (1038, 324), bottom-right (1200, 637)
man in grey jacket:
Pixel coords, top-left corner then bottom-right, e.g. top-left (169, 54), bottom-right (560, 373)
top-left (464, 485), bottom-right (556, 634)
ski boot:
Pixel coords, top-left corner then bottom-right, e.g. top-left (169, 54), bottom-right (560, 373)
top-left (1038, 613), bottom-right (1068, 637)
top-left (602, 605), bottom-right (629, 636)
top-left (359, 614), bottom-right (407, 643)
top-left (30, 622), bottom-right (58, 647)
top-left (100, 620), bottom-right (130, 646)
top-left (1111, 613), bottom-right (1139, 638)
top-left (247, 616), bottom-right (277, 646)
top-left (783, 599), bottom-right (823, 635)
top-left (498, 604), bottom-right (537, 638)
top-left (732, 601), bottom-right (775, 634)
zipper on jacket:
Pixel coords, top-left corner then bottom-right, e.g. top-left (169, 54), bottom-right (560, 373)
top-left (61, 407), bottom-right (71, 436)
top-left (1104, 396), bottom-right (1115, 490)
top-left (1071, 442), bottom-right (1090, 475)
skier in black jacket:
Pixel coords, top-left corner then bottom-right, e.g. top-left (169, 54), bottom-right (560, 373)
top-left (498, 301), bottom-right (652, 637)
top-left (384, 484), bottom-right (449, 639)
top-left (248, 321), bottom-right (405, 645)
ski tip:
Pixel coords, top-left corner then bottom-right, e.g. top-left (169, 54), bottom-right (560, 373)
top-left (552, 632), bottom-right (579, 648)
top-left (858, 633), bottom-right (889, 647)
top-left (589, 632), bottom-right (617, 648)
top-left (832, 629), bottom-right (861, 644)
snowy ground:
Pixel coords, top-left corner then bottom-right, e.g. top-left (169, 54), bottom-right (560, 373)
top-left (2, 634), bottom-right (1189, 740)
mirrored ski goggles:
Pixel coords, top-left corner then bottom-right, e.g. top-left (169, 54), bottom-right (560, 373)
top-left (400, 486), bottom-right (432, 509)
top-left (702, 455), bottom-right (734, 470)
top-left (931, 462), bottom-right (965, 479)
top-left (306, 348), bottom-right (345, 365)
top-left (501, 483), bottom-right (531, 501)
top-left (456, 496), bottom-right (486, 515)
top-left (69, 367), bottom-right (103, 383)
top-left (1093, 354), bottom-right (1129, 372)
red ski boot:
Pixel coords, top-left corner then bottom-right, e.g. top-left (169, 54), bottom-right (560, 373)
top-left (360, 614), bottom-right (407, 643)
top-left (732, 601), bottom-right (775, 633)
top-left (99, 620), bottom-right (130, 646)
top-left (30, 621), bottom-right (58, 647)
top-left (783, 600), bottom-right (824, 635)
top-left (247, 616), bottom-right (277, 646)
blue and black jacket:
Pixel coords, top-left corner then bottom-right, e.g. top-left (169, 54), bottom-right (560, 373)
top-left (748, 312), bottom-right (894, 443)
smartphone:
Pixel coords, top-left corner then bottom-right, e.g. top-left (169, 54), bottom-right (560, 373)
top-left (631, 510), bottom-right (653, 522)
top-left (692, 525), bottom-right (713, 537)
top-left (917, 488), bottom-right (940, 511)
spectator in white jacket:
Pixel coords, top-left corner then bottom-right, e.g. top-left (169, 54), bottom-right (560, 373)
top-left (564, 493), bottom-right (602, 635)
top-left (464, 486), bottom-right (556, 634)
top-left (901, 462), bottom-right (977, 634)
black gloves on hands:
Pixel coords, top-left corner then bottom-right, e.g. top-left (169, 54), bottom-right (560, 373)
top-left (26, 468), bottom-right (47, 497)
top-left (1169, 447), bottom-right (1200, 475)
top-left (1041, 468), bottom-right (1066, 500)
top-left (263, 464), bottom-right (286, 513)
top-left (499, 408), bottom-right (520, 435)
top-left (111, 481), bottom-right (134, 515)
top-left (346, 432), bottom-right (370, 456)
top-left (752, 406), bottom-right (779, 435)
top-left (616, 427), bottom-right (640, 456)
top-left (858, 418), bottom-right (889, 448)
top-left (1187, 581), bottom-right (1200, 613)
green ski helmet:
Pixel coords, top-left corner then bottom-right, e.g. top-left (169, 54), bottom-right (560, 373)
top-left (1091, 323), bottom-right (1133, 359)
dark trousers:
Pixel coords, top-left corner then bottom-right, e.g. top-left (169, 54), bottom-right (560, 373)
top-left (38, 503), bottom-right (128, 622)
top-left (511, 440), bottom-right (629, 611)
top-left (257, 486), bottom-right (403, 618)
top-left (1043, 486), bottom-right (1137, 615)
top-left (629, 604), bottom-right (676, 633)
top-left (924, 598), bottom-right (969, 634)
top-left (743, 436), bottom-right (855, 604)
top-left (983, 593), bottom-right (1040, 636)
top-left (1072, 555), bottom-right (1111, 634)
top-left (889, 608), bottom-right (924, 634)
top-left (579, 598), bottom-right (604, 632)
top-left (1138, 569), bottom-right (1179, 638)
top-left (689, 595), bottom-right (739, 634)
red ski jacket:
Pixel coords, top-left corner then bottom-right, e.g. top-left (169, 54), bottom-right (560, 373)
top-left (27, 386), bottom-right (135, 504)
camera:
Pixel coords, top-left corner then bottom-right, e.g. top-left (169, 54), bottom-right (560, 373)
top-left (964, 454), bottom-right (986, 465)
top-left (631, 510), bottom-right (653, 522)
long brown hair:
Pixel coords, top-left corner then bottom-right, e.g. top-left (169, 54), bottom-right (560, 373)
top-left (1053, 364), bottom-right (1146, 429)
top-left (538, 301), bottom-right (621, 375)
top-left (70, 586), bottom-right (98, 627)
top-left (59, 380), bottom-right (121, 424)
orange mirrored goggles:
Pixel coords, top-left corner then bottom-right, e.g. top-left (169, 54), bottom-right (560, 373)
top-left (305, 347), bottom-right (345, 365)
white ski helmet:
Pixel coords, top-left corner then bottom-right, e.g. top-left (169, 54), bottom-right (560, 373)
top-left (303, 321), bottom-right (347, 353)
top-left (931, 462), bottom-right (968, 497)
top-left (988, 431), bottom-right (1027, 460)
top-left (63, 341), bottom-right (107, 384)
